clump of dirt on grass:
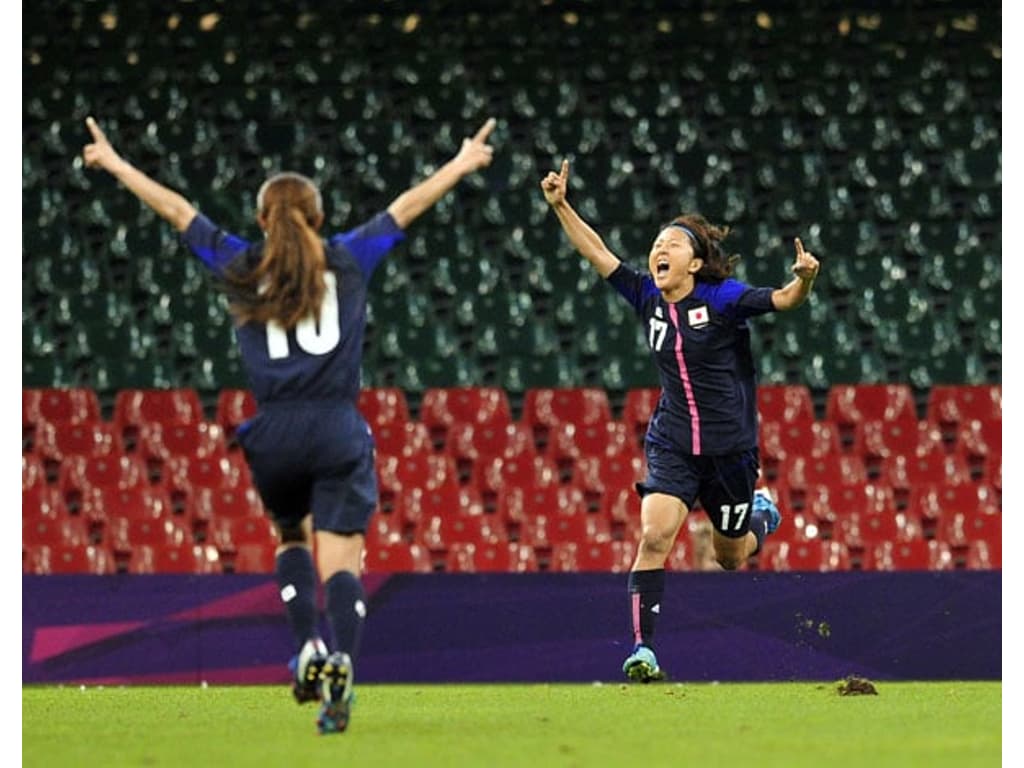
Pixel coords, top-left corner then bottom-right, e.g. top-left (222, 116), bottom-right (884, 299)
top-left (837, 675), bottom-right (878, 696)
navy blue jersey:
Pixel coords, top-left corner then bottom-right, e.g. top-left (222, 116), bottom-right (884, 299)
top-left (182, 211), bottom-right (404, 406)
top-left (607, 263), bottom-right (777, 456)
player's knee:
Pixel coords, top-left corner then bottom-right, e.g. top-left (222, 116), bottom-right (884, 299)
top-left (639, 526), bottom-right (676, 556)
top-left (715, 552), bottom-right (744, 571)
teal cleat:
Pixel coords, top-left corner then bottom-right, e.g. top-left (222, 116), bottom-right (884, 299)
top-left (622, 644), bottom-right (666, 683)
top-left (753, 489), bottom-right (781, 534)
top-left (289, 638), bottom-right (328, 704)
top-left (317, 652), bottom-right (355, 735)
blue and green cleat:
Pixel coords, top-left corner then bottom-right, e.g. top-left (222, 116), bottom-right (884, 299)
top-left (753, 489), bottom-right (781, 535)
top-left (289, 638), bottom-right (328, 704)
top-left (317, 652), bottom-right (355, 735)
top-left (622, 644), bottom-right (666, 683)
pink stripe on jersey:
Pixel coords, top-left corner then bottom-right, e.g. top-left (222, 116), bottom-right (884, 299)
top-left (666, 304), bottom-right (701, 454)
top-left (631, 592), bottom-right (643, 645)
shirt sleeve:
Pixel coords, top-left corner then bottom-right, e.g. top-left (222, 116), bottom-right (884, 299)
top-left (181, 213), bottom-right (251, 276)
top-left (705, 279), bottom-right (776, 319)
top-left (606, 263), bottom-right (657, 315)
top-left (328, 211), bottom-right (406, 280)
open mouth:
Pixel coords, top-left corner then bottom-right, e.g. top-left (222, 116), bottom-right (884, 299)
top-left (656, 261), bottom-right (670, 276)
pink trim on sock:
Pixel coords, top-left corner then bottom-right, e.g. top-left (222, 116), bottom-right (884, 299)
top-left (666, 304), bottom-right (701, 454)
top-left (631, 592), bottom-right (643, 645)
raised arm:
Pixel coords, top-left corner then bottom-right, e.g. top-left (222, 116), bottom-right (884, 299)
top-left (771, 237), bottom-right (820, 311)
top-left (386, 118), bottom-right (496, 230)
top-left (540, 160), bottom-right (621, 278)
top-left (82, 117), bottom-right (197, 232)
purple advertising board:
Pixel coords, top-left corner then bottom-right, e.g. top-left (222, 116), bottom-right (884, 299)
top-left (23, 571), bottom-right (1000, 685)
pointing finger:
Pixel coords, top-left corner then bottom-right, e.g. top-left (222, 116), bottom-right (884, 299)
top-left (559, 159), bottom-right (569, 180)
top-left (86, 116), bottom-right (106, 143)
top-left (794, 237), bottom-right (805, 258)
top-left (472, 117), bottom-right (497, 144)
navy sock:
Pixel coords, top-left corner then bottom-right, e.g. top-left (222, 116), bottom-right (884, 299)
top-left (275, 547), bottom-right (319, 653)
top-left (750, 508), bottom-right (770, 556)
top-left (325, 571), bottom-right (367, 664)
top-left (627, 569), bottom-right (665, 649)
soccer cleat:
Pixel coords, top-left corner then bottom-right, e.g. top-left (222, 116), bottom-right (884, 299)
top-left (753, 489), bottom-right (781, 535)
top-left (316, 652), bottom-right (354, 735)
top-left (289, 638), bottom-right (328, 704)
top-left (622, 644), bottom-right (666, 683)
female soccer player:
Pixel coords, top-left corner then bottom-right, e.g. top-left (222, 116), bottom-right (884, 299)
top-left (83, 115), bottom-right (496, 732)
top-left (540, 159), bottom-right (819, 682)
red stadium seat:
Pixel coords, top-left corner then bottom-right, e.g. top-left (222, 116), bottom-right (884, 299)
top-left (209, 516), bottom-right (280, 570)
top-left (215, 389), bottom-right (257, 448)
top-left (364, 513), bottom-right (406, 550)
top-left (22, 454), bottom-right (46, 491)
top-left (79, 485), bottom-right (174, 543)
top-left (106, 514), bottom-right (189, 564)
top-left (955, 418), bottom-right (1002, 481)
top-left (163, 455), bottom-right (246, 516)
top-left (23, 388), bottom-right (101, 426)
top-left (29, 543), bottom-right (116, 575)
top-left (574, 455), bottom-right (645, 516)
top-left (474, 454), bottom-right (559, 516)
top-left (34, 420), bottom-right (121, 480)
top-left (880, 453), bottom-right (972, 510)
top-left (419, 387), bottom-right (512, 450)
top-left (805, 482), bottom-right (897, 536)
top-left (57, 454), bottom-right (147, 515)
top-left (232, 542), bottom-right (277, 574)
top-left (965, 539), bottom-right (1001, 570)
top-left (784, 455), bottom-right (868, 511)
top-left (137, 421), bottom-right (229, 486)
top-left (125, 543), bottom-right (220, 574)
top-left (371, 421), bottom-right (432, 458)
top-left (401, 483), bottom-right (479, 532)
top-left (926, 385), bottom-right (1001, 441)
top-left (622, 387), bottom-right (661, 447)
top-left (835, 511), bottom-right (922, 552)
top-left (357, 388), bottom-right (410, 429)
top-left (443, 542), bottom-right (539, 573)
top-left (22, 484), bottom-right (65, 522)
top-left (935, 510), bottom-right (1001, 555)
top-left (363, 542), bottom-right (432, 573)
top-left (190, 486), bottom-right (264, 541)
top-left (23, 515), bottom-right (91, 548)
top-left (521, 387), bottom-right (613, 452)
top-left (757, 541), bottom-right (850, 572)
top-left (825, 384), bottom-right (917, 449)
top-left (864, 540), bottom-right (954, 571)
top-left (757, 385), bottom-right (816, 426)
top-left (414, 513), bottom-right (507, 556)
top-left (850, 419), bottom-right (944, 478)
top-left (549, 421), bottom-right (637, 483)
top-left (113, 388), bottom-right (205, 450)
top-left (759, 420), bottom-right (841, 483)
top-left (908, 483), bottom-right (998, 539)
top-left (551, 540), bottom-right (635, 572)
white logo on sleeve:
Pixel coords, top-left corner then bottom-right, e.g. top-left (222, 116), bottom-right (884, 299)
top-left (355, 599), bottom-right (367, 618)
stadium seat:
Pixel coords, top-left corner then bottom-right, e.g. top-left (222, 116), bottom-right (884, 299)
top-left (550, 540), bottom-right (635, 572)
top-left (28, 543), bottom-right (117, 575)
top-left (864, 540), bottom-right (954, 571)
top-left (34, 420), bottom-right (121, 481)
top-left (446, 421), bottom-right (538, 485)
top-left (880, 453), bottom-right (972, 510)
top-left (784, 455), bottom-right (868, 511)
top-left (474, 453), bottom-right (559, 516)
top-left (825, 384), bottom-right (917, 448)
top-left (521, 387), bottom-right (613, 452)
top-left (573, 455), bottom-right (645, 516)
top-left (926, 385), bottom-right (1001, 442)
top-left (935, 510), bottom-right (1001, 558)
top-left (400, 482), bottom-right (476, 533)
top-left (22, 484), bottom-right (65, 525)
top-left (125, 543), bottom-right (220, 574)
top-left (23, 387), bottom-right (101, 426)
top-left (372, 421), bottom-right (432, 458)
top-left (759, 420), bottom-right (841, 483)
top-left (113, 388), bottom-right (205, 450)
top-left (231, 542), bottom-right (277, 574)
top-left (548, 420), bottom-right (636, 483)
top-left (209, 515), bottom-right (280, 570)
top-left (443, 541), bottom-right (539, 573)
top-left (954, 418), bottom-right (1001, 480)
top-left (357, 387), bottom-right (410, 429)
top-left (414, 512), bottom-right (507, 560)
top-left (418, 387), bottom-right (513, 450)
top-left (965, 539), bottom-right (1001, 570)
top-left (850, 419), bottom-right (945, 478)
top-left (363, 542), bottom-right (433, 573)
top-left (106, 514), bottom-right (189, 563)
top-left (908, 483), bottom-right (998, 539)
top-left (622, 387), bottom-right (661, 446)
top-left (137, 421), bottom-right (229, 484)
top-left (756, 384), bottom-right (816, 425)
top-left (79, 485), bottom-right (174, 543)
top-left (57, 454), bottom-right (147, 515)
top-left (215, 388), bottom-right (258, 448)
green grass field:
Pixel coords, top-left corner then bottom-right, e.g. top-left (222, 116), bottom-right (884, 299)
top-left (23, 681), bottom-right (1000, 767)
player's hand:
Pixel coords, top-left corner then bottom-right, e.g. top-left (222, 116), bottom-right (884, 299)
top-left (453, 117), bottom-right (496, 174)
top-left (791, 237), bottom-right (820, 281)
top-left (541, 159), bottom-right (569, 206)
top-left (82, 116), bottom-right (125, 173)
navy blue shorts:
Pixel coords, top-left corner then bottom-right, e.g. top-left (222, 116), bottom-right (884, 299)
top-left (236, 401), bottom-right (377, 535)
top-left (637, 441), bottom-right (760, 538)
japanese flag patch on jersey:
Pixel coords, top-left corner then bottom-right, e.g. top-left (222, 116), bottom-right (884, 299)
top-left (687, 304), bottom-right (710, 328)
